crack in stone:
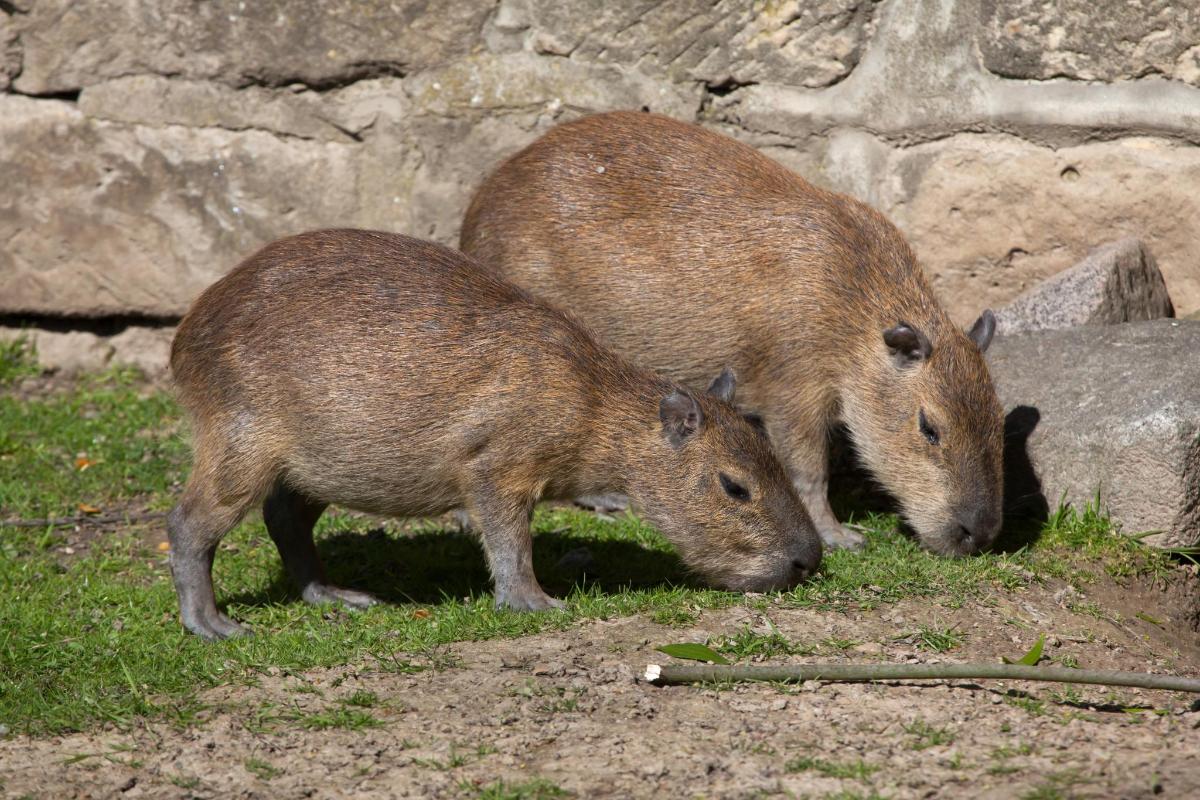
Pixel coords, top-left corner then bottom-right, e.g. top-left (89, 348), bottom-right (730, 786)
top-left (0, 312), bottom-right (179, 333)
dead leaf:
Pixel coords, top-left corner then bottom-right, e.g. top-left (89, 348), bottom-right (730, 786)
top-left (74, 456), bottom-right (95, 471)
top-left (413, 609), bottom-right (432, 620)
top-left (77, 503), bottom-right (101, 515)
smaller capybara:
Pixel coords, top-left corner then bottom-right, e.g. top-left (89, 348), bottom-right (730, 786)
top-left (167, 229), bottom-right (822, 640)
top-left (461, 111), bottom-right (1004, 557)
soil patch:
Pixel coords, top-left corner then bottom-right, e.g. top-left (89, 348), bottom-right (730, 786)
top-left (3, 570), bottom-right (1198, 799)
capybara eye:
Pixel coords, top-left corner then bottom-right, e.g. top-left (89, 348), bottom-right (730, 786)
top-left (719, 473), bottom-right (751, 502)
top-left (919, 409), bottom-right (940, 445)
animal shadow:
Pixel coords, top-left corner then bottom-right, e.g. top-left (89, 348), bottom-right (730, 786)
top-left (224, 523), bottom-right (694, 609)
top-left (995, 404), bottom-right (1049, 551)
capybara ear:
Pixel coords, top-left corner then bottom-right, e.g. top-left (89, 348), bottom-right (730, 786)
top-left (883, 321), bottom-right (932, 367)
top-left (967, 309), bottom-right (997, 353)
top-left (660, 390), bottom-right (703, 447)
top-left (706, 367), bottom-right (737, 403)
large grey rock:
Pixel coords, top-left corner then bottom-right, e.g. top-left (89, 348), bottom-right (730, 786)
top-left (401, 51), bottom-right (700, 120)
top-left (981, 0), bottom-right (1200, 86)
top-left (996, 239), bottom-right (1175, 335)
top-left (11, 0), bottom-right (495, 95)
top-left (988, 320), bottom-right (1200, 548)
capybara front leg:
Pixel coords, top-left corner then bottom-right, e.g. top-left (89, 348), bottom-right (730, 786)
top-left (472, 494), bottom-right (564, 612)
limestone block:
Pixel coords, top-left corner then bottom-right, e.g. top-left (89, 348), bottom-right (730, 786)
top-left (0, 96), bottom-right (361, 317)
top-left (0, 325), bottom-right (174, 376)
top-left (489, 0), bottom-right (879, 88)
top-left (982, 0), bottom-right (1200, 86)
top-left (12, 0), bottom-right (495, 94)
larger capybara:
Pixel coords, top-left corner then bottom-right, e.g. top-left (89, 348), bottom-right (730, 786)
top-left (167, 229), bottom-right (822, 640)
top-left (461, 111), bottom-right (1003, 556)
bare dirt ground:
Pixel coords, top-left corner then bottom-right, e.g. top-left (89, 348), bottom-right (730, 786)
top-left (3, 570), bottom-right (1199, 799)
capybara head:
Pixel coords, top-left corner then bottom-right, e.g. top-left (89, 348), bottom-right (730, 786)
top-left (844, 310), bottom-right (1004, 556)
top-left (632, 369), bottom-right (823, 590)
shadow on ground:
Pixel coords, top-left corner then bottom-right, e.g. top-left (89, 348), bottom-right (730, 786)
top-left (224, 525), bottom-right (693, 609)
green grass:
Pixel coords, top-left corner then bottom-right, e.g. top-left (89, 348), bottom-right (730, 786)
top-left (715, 625), bottom-right (813, 660)
top-left (902, 719), bottom-right (955, 750)
top-left (0, 336), bottom-right (39, 386)
top-left (461, 778), bottom-right (570, 799)
top-left (785, 754), bottom-right (878, 780)
top-left (911, 623), bottom-right (964, 653)
top-left (0, 376), bottom-right (1176, 736)
top-left (0, 371), bottom-right (187, 518)
top-left (1020, 770), bottom-right (1088, 800)
top-left (244, 757), bottom-right (282, 780)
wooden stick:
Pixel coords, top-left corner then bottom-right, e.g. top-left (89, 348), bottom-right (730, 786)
top-left (0, 511), bottom-right (166, 529)
top-left (643, 662), bottom-right (1200, 693)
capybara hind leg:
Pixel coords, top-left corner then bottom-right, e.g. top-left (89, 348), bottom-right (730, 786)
top-left (167, 498), bottom-right (251, 640)
top-left (472, 494), bottom-right (563, 612)
top-left (262, 483), bottom-right (376, 610)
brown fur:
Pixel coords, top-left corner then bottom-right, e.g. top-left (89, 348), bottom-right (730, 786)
top-left (167, 229), bottom-right (821, 640)
top-left (460, 111), bottom-right (1004, 556)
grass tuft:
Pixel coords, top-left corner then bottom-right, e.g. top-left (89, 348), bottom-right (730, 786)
top-left (0, 336), bottom-right (39, 386)
top-left (460, 778), bottom-right (570, 799)
top-left (785, 754), bottom-right (878, 780)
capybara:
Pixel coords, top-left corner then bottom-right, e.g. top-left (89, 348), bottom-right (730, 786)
top-left (167, 229), bottom-right (822, 640)
top-left (461, 111), bottom-right (1003, 556)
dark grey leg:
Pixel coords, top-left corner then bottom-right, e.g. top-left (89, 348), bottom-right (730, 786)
top-left (788, 436), bottom-right (866, 551)
top-left (168, 499), bottom-right (251, 640)
top-left (471, 495), bottom-right (564, 612)
top-left (262, 483), bottom-right (376, 610)
top-left (794, 471), bottom-right (866, 550)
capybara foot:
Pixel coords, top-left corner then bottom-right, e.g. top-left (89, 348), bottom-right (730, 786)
top-left (495, 585), bottom-right (566, 612)
top-left (182, 610), bottom-right (251, 641)
top-left (301, 584), bottom-right (378, 610)
top-left (820, 523), bottom-right (866, 551)
top-left (574, 493), bottom-right (630, 513)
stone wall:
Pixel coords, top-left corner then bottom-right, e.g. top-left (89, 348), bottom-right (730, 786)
top-left (2, 0), bottom-right (1199, 330)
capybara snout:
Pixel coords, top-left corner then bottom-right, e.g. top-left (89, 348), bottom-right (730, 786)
top-left (166, 230), bottom-right (821, 639)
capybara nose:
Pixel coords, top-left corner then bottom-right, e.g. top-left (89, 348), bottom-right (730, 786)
top-left (956, 506), bottom-right (1000, 553)
top-left (791, 558), bottom-right (815, 583)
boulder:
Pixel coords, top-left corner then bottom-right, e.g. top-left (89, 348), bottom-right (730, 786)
top-left (987, 319), bottom-right (1200, 548)
top-left (996, 239), bottom-right (1175, 334)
